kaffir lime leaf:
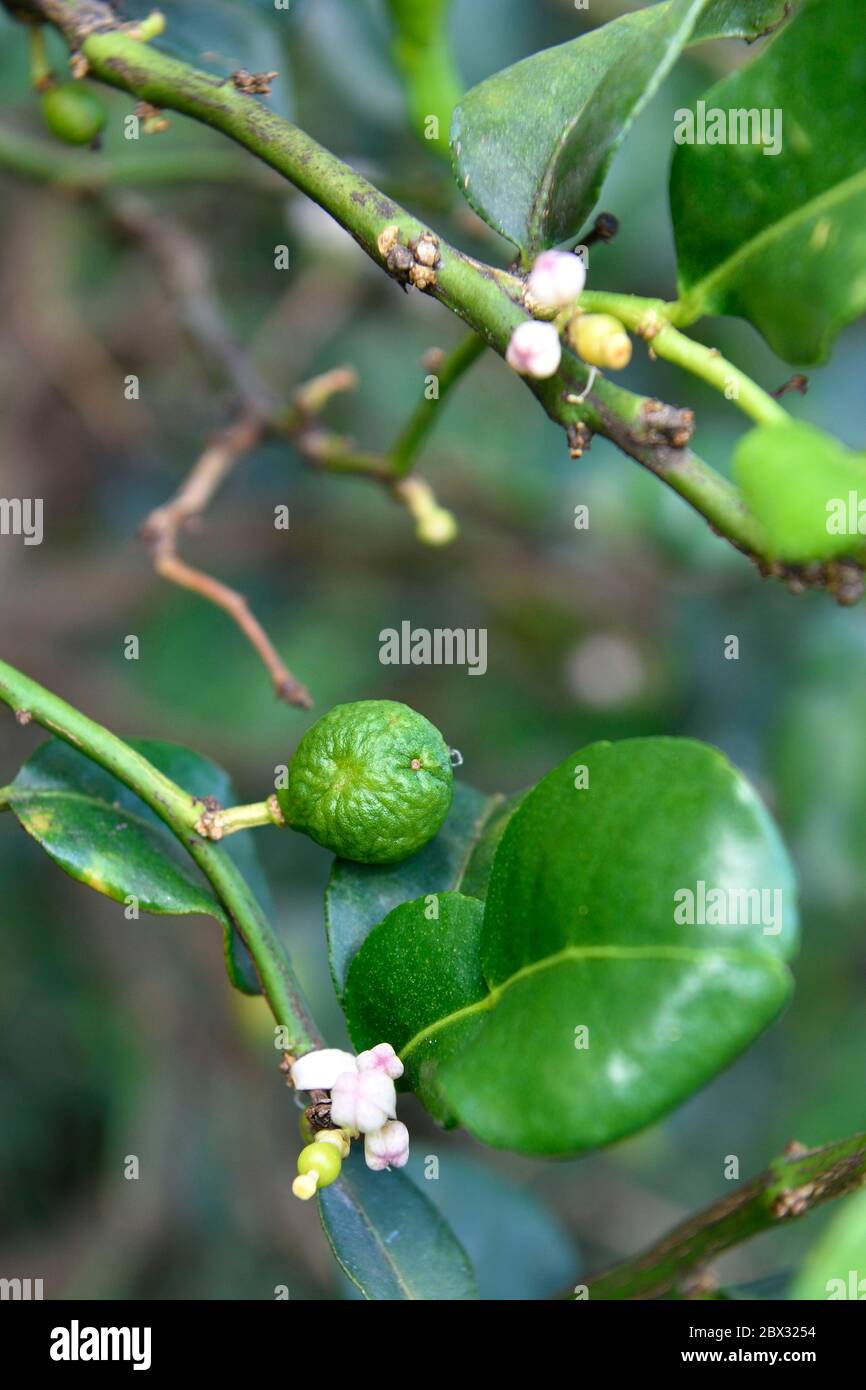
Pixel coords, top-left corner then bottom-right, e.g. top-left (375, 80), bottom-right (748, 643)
top-left (279, 700), bottom-right (453, 863)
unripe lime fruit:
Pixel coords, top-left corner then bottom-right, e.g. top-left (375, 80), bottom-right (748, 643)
top-left (40, 82), bottom-right (108, 146)
top-left (568, 312), bottom-right (632, 370)
top-left (297, 1141), bottom-right (342, 1188)
top-left (279, 699), bottom-right (453, 864)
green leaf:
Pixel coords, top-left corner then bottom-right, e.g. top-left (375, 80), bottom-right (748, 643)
top-left (318, 1148), bottom-right (477, 1300)
top-left (451, 0), bottom-right (789, 254)
top-left (325, 781), bottom-right (521, 996)
top-left (7, 738), bottom-right (270, 994)
top-left (734, 421), bottom-right (866, 562)
top-left (404, 1151), bottom-right (578, 1300)
top-left (344, 739), bottom-right (798, 1155)
top-left (671, 0), bottom-right (866, 362)
top-left (789, 1188), bottom-right (866, 1300)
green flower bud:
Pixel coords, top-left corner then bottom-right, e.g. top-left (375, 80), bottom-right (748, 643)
top-left (568, 313), bottom-right (632, 371)
top-left (40, 82), bottom-right (108, 146)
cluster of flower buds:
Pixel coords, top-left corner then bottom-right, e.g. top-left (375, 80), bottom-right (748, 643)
top-left (289, 1043), bottom-right (410, 1199)
top-left (505, 249), bottom-right (631, 381)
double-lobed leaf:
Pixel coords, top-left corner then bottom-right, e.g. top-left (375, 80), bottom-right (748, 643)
top-left (343, 739), bottom-right (798, 1155)
top-left (734, 421), bottom-right (866, 562)
top-left (451, 0), bottom-right (792, 256)
top-left (671, 0), bottom-right (866, 362)
top-left (318, 1148), bottom-right (477, 1300)
top-left (325, 780), bottom-right (522, 995)
top-left (7, 738), bottom-right (270, 993)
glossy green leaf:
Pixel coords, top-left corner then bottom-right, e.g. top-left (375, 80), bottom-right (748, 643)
top-left (451, 0), bottom-right (790, 254)
top-left (325, 781), bottom-right (521, 996)
top-left (7, 738), bottom-right (270, 994)
top-left (789, 1188), bottom-right (866, 1300)
top-left (318, 1148), bottom-right (477, 1300)
top-left (734, 421), bottom-right (866, 562)
top-left (671, 0), bottom-right (866, 362)
top-left (344, 739), bottom-right (798, 1155)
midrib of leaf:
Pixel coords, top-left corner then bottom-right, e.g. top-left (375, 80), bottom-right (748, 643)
top-left (319, 1186), bottom-right (418, 1300)
top-left (527, 0), bottom-right (711, 249)
top-left (9, 785), bottom-right (224, 915)
top-left (9, 786), bottom-right (146, 814)
top-left (399, 941), bottom-right (790, 1062)
top-left (673, 164), bottom-right (866, 325)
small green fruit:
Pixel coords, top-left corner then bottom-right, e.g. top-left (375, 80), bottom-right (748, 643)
top-left (297, 1140), bottom-right (342, 1188)
top-left (279, 699), bottom-right (453, 864)
top-left (40, 82), bottom-right (108, 146)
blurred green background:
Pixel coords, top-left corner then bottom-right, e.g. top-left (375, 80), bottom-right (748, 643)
top-left (0, 0), bottom-right (864, 1300)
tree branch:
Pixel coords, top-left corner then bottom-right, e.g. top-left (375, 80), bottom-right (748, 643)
top-left (585, 1131), bottom-right (866, 1300)
top-left (0, 656), bottom-right (321, 1051)
top-left (4, 8), bottom-right (746, 539)
top-left (7, 0), bottom-right (852, 592)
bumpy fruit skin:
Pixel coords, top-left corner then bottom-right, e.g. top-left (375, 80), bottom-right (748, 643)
top-left (297, 1141), bottom-right (342, 1188)
top-left (40, 82), bottom-right (108, 146)
top-left (279, 699), bottom-right (453, 863)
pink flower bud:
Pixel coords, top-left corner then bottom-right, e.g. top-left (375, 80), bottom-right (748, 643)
top-left (505, 321), bottom-right (562, 379)
top-left (330, 1067), bottom-right (396, 1135)
top-left (525, 250), bottom-right (586, 312)
top-left (364, 1120), bottom-right (410, 1171)
top-left (357, 1042), bottom-right (404, 1080)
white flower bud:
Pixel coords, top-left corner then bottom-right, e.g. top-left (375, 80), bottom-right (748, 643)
top-left (505, 320), bottom-right (562, 379)
top-left (292, 1173), bottom-right (318, 1200)
top-left (357, 1042), bottom-right (404, 1080)
top-left (290, 1048), bottom-right (358, 1092)
top-left (525, 250), bottom-right (586, 313)
top-left (365, 1120), bottom-right (410, 1171)
top-left (330, 1067), bottom-right (397, 1135)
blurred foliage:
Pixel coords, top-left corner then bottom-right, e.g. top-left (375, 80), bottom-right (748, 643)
top-left (0, 0), bottom-right (864, 1299)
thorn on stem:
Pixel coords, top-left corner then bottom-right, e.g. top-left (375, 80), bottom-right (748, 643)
top-left (581, 212), bottom-right (620, 249)
top-left (771, 373), bottom-right (809, 399)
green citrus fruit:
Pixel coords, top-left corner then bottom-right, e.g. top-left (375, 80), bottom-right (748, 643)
top-left (40, 82), bottom-right (108, 146)
top-left (297, 1141), bottom-right (342, 1188)
top-left (279, 699), bottom-right (453, 864)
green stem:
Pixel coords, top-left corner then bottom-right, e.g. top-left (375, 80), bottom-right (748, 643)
top-left (0, 658), bottom-right (202, 829)
top-left (579, 290), bottom-right (788, 428)
top-left (585, 1130), bottom-right (866, 1300)
top-left (390, 332), bottom-right (486, 477)
top-left (385, 0), bottom-right (463, 160)
top-left (217, 799), bottom-right (282, 836)
top-left (0, 124), bottom-right (279, 190)
top-left (28, 23), bottom-right (51, 88)
top-left (188, 839), bottom-right (318, 1050)
top-left (0, 657), bottom-right (320, 1050)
